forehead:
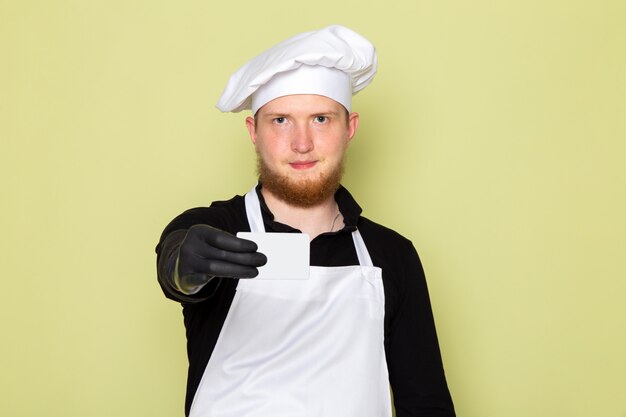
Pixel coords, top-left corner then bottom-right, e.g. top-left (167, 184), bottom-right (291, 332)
top-left (257, 94), bottom-right (346, 116)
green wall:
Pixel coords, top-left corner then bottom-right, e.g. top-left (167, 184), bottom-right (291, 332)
top-left (1, 0), bottom-right (625, 416)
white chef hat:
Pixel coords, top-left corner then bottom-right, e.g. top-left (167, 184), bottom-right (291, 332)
top-left (216, 25), bottom-right (377, 114)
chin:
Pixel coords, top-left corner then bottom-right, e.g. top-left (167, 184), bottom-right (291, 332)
top-left (257, 157), bottom-right (344, 208)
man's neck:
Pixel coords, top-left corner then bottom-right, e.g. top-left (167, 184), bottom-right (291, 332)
top-left (260, 188), bottom-right (343, 240)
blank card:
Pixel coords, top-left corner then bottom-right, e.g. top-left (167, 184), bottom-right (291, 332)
top-left (237, 232), bottom-right (310, 280)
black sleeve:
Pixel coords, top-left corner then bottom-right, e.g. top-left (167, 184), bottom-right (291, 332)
top-left (156, 229), bottom-right (221, 303)
top-left (387, 241), bottom-right (456, 417)
top-left (155, 198), bottom-right (248, 304)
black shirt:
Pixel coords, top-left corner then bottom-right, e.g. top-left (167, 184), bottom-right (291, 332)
top-left (156, 185), bottom-right (455, 416)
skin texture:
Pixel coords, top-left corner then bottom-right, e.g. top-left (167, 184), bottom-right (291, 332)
top-left (246, 94), bottom-right (359, 209)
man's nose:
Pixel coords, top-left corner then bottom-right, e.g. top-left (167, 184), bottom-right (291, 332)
top-left (291, 125), bottom-right (314, 153)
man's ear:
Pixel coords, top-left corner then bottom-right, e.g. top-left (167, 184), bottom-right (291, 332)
top-left (347, 112), bottom-right (359, 142)
top-left (245, 116), bottom-right (257, 144)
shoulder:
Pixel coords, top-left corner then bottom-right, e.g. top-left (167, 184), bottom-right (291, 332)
top-left (357, 216), bottom-right (426, 292)
top-left (159, 194), bottom-right (248, 239)
top-left (358, 216), bottom-right (417, 259)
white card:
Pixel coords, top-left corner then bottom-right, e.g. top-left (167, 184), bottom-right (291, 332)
top-left (237, 232), bottom-right (310, 280)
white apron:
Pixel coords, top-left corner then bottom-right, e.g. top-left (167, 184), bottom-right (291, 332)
top-left (189, 187), bottom-right (392, 417)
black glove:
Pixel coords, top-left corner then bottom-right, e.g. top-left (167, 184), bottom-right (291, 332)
top-left (175, 224), bottom-right (267, 294)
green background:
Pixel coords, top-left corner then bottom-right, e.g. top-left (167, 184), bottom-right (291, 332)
top-left (1, 1), bottom-right (625, 416)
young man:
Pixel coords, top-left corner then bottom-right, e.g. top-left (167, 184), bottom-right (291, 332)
top-left (156, 25), bottom-right (455, 417)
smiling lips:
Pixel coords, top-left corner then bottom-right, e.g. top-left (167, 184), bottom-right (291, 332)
top-left (289, 160), bottom-right (318, 170)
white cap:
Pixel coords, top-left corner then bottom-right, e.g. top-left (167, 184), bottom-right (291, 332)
top-left (216, 25), bottom-right (377, 114)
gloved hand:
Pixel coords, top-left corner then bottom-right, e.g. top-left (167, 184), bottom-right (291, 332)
top-left (175, 224), bottom-right (267, 294)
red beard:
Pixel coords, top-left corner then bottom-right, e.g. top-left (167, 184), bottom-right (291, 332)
top-left (257, 154), bottom-right (345, 208)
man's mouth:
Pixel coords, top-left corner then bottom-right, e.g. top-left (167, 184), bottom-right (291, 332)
top-left (289, 160), bottom-right (318, 170)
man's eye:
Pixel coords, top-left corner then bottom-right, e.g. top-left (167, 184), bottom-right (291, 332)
top-left (315, 116), bottom-right (327, 123)
top-left (273, 117), bottom-right (286, 124)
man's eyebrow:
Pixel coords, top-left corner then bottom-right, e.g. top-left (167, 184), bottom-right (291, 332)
top-left (262, 110), bottom-right (340, 117)
top-left (314, 110), bottom-right (340, 115)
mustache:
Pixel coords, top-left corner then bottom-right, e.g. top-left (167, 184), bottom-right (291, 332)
top-left (256, 154), bottom-right (345, 208)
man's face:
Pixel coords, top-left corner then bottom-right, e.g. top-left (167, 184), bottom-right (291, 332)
top-left (246, 94), bottom-right (359, 207)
